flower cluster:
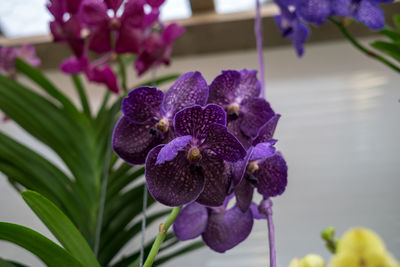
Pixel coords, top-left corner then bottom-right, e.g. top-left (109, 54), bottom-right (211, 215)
top-left (273, 0), bottom-right (393, 56)
top-left (0, 44), bottom-right (40, 78)
top-left (113, 69), bottom-right (288, 252)
top-left (47, 0), bottom-right (184, 93)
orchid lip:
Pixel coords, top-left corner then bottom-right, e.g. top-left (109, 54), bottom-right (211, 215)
top-left (247, 160), bottom-right (259, 173)
top-left (155, 118), bottom-right (169, 132)
top-left (187, 147), bottom-right (202, 162)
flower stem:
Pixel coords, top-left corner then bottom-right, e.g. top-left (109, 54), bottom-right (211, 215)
top-left (72, 75), bottom-right (91, 118)
top-left (329, 17), bottom-right (400, 73)
top-left (117, 55), bottom-right (128, 93)
top-left (255, 0), bottom-right (265, 97)
top-left (266, 207), bottom-right (276, 267)
top-left (142, 207), bottom-right (182, 267)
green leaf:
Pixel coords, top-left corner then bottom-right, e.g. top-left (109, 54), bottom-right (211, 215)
top-left (21, 191), bottom-right (100, 267)
top-left (394, 14), bottom-right (400, 31)
top-left (71, 75), bottom-right (91, 118)
top-left (15, 59), bottom-right (78, 115)
top-left (0, 258), bottom-right (29, 267)
top-left (371, 41), bottom-right (400, 63)
top-left (379, 28), bottom-right (400, 42)
top-left (0, 222), bottom-right (82, 267)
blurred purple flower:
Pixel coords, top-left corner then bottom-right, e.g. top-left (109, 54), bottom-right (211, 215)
top-left (145, 104), bottom-right (246, 207)
top-left (173, 200), bottom-right (254, 252)
top-left (135, 23), bottom-right (185, 76)
top-left (208, 69), bottom-right (275, 148)
top-left (112, 72), bottom-right (209, 164)
top-left (0, 44), bottom-right (41, 77)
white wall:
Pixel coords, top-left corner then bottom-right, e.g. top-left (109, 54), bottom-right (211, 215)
top-left (1, 38), bottom-right (400, 266)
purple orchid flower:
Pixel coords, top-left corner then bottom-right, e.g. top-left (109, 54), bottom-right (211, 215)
top-left (274, 1), bottom-right (310, 57)
top-left (79, 0), bottom-right (148, 54)
top-left (347, 0), bottom-right (393, 30)
top-left (173, 199), bottom-right (254, 253)
top-left (60, 55), bottom-right (119, 93)
top-left (112, 72), bottom-right (209, 165)
top-left (135, 23), bottom-right (185, 76)
top-left (230, 116), bottom-right (288, 212)
top-left (207, 69), bottom-right (275, 148)
top-left (0, 44), bottom-right (40, 77)
top-left (145, 104), bottom-right (246, 207)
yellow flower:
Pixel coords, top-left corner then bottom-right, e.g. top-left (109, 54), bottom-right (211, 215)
top-left (330, 228), bottom-right (399, 267)
top-left (290, 254), bottom-right (325, 267)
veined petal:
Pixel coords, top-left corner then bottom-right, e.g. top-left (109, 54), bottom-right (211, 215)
top-left (122, 0), bottom-right (145, 27)
top-left (163, 72), bottom-right (209, 114)
top-left (173, 202), bottom-right (208, 240)
top-left (227, 119), bottom-right (252, 149)
top-left (146, 145), bottom-right (205, 206)
top-left (156, 135), bottom-right (192, 164)
top-left (234, 177), bottom-right (254, 212)
top-left (250, 141), bottom-right (277, 161)
top-left (121, 87), bottom-right (164, 123)
top-left (196, 152), bottom-right (231, 207)
top-left (208, 70), bottom-right (241, 106)
top-left (252, 114), bottom-right (280, 145)
top-left (237, 69), bottom-right (261, 99)
top-left (240, 97), bottom-right (275, 138)
top-left (202, 124), bottom-right (246, 162)
top-left (255, 152), bottom-right (288, 198)
top-left (174, 104), bottom-right (226, 140)
top-left (228, 147), bottom-right (252, 194)
top-left (202, 205), bottom-right (254, 253)
top-left (298, 0), bottom-right (331, 25)
top-left (112, 117), bottom-right (164, 164)
top-left (331, 0), bottom-right (352, 16)
top-left (353, 0), bottom-right (385, 30)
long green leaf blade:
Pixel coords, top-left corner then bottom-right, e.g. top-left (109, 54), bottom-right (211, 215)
top-left (21, 191), bottom-right (100, 267)
top-left (0, 222), bottom-right (82, 267)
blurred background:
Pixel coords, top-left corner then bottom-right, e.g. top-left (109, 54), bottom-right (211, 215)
top-left (1, 0), bottom-right (400, 266)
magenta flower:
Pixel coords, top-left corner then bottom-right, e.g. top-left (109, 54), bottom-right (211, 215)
top-left (112, 72), bottom-right (209, 164)
top-left (135, 23), bottom-right (185, 76)
top-left (208, 69), bottom-right (275, 148)
top-left (0, 44), bottom-right (40, 77)
top-left (145, 104), bottom-right (246, 207)
top-left (173, 200), bottom-right (254, 253)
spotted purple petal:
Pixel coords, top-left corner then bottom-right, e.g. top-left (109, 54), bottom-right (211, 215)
top-left (145, 145), bottom-right (205, 206)
top-left (255, 152), bottom-right (288, 198)
top-left (112, 117), bottom-right (163, 164)
top-left (202, 205), bottom-right (254, 253)
top-left (156, 135), bottom-right (192, 164)
top-left (297, 0), bottom-right (331, 25)
top-left (121, 87), bottom-right (164, 123)
top-left (228, 147), bottom-right (252, 194)
top-left (250, 141), bottom-right (277, 161)
top-left (173, 202), bottom-right (208, 241)
top-left (353, 0), bottom-right (385, 30)
top-left (239, 97), bottom-right (275, 138)
top-left (202, 124), bottom-right (246, 162)
top-left (331, 0), bottom-right (352, 16)
top-left (208, 70), bottom-right (241, 106)
top-left (237, 69), bottom-right (261, 99)
top-left (163, 72), bottom-right (209, 114)
top-left (196, 152), bottom-right (231, 207)
top-left (234, 177), bottom-right (254, 212)
top-left (227, 119), bottom-right (252, 149)
top-left (252, 114), bottom-right (281, 145)
top-left (174, 104), bottom-right (226, 140)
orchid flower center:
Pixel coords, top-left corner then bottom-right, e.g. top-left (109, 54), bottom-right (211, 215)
top-left (187, 147), bottom-right (202, 162)
top-left (109, 18), bottom-right (120, 29)
top-left (247, 161), bottom-right (259, 173)
top-left (155, 118), bottom-right (169, 133)
top-left (227, 103), bottom-right (240, 115)
top-left (80, 28), bottom-right (90, 39)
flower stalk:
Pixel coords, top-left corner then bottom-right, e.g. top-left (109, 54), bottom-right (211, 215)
top-left (329, 17), bottom-right (400, 74)
top-left (142, 207), bottom-right (182, 267)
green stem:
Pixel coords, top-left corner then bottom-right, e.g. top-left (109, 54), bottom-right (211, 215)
top-left (117, 56), bottom-right (128, 93)
top-left (142, 207), bottom-right (182, 267)
top-left (72, 75), bottom-right (92, 118)
top-left (329, 17), bottom-right (400, 73)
